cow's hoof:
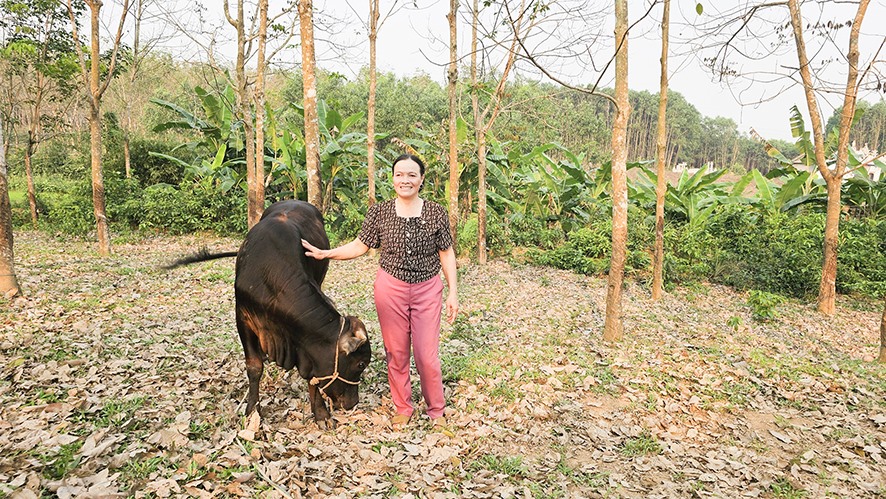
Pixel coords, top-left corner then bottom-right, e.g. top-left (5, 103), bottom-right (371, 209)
top-left (316, 417), bottom-right (337, 430)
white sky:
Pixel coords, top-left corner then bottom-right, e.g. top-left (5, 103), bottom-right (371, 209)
top-left (143, 0), bottom-right (886, 143)
top-left (319, 0), bottom-right (886, 143)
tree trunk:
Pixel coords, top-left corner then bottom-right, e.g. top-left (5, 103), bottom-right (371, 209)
top-left (24, 136), bottom-right (38, 228)
top-left (367, 0), bottom-right (379, 206)
top-left (299, 0), bottom-right (322, 208)
top-left (652, 0), bottom-right (670, 301)
top-left (788, 0), bottom-right (869, 315)
top-left (123, 135), bottom-right (131, 178)
top-left (470, 0), bottom-right (483, 263)
top-left (603, 0), bottom-right (630, 342)
top-left (817, 179), bottom-right (841, 314)
top-left (252, 0), bottom-right (268, 226)
top-left (477, 134), bottom-right (487, 263)
top-left (88, 3), bottom-right (110, 256)
top-left (878, 295), bottom-right (886, 363)
top-left (0, 116), bottom-right (20, 298)
top-left (446, 0), bottom-right (459, 241)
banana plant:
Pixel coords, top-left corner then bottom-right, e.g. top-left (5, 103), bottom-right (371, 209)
top-left (632, 165), bottom-right (735, 224)
top-left (150, 84), bottom-right (245, 192)
top-left (841, 156), bottom-right (886, 218)
top-left (278, 99), bottom-right (383, 214)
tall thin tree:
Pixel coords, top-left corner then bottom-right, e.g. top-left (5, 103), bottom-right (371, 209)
top-left (67, 0), bottom-right (130, 256)
top-left (788, 0), bottom-right (870, 315)
top-left (300, 0), bottom-right (322, 208)
top-left (253, 0), bottom-right (269, 225)
top-left (0, 115), bottom-right (19, 298)
top-left (446, 0), bottom-right (459, 240)
top-left (367, 0), bottom-right (380, 206)
top-left (651, 0), bottom-right (670, 300)
top-left (602, 0), bottom-right (631, 342)
top-left (470, 0), bottom-right (525, 263)
top-left (224, 0), bottom-right (260, 227)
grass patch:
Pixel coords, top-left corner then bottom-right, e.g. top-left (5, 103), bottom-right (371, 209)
top-left (620, 431), bottom-right (663, 457)
top-left (769, 477), bottom-right (807, 498)
top-left (41, 440), bottom-right (84, 480)
top-left (469, 454), bottom-right (527, 480)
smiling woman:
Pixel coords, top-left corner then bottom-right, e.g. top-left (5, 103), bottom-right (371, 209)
top-left (302, 153), bottom-right (458, 427)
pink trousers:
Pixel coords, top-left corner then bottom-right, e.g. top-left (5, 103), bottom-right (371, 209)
top-left (373, 268), bottom-right (445, 419)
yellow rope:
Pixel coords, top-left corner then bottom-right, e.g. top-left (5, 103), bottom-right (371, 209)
top-left (309, 316), bottom-right (360, 410)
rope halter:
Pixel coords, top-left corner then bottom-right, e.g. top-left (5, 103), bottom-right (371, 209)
top-left (309, 316), bottom-right (361, 409)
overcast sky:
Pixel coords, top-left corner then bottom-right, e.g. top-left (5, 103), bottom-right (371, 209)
top-left (155, 0), bottom-right (886, 143)
top-left (316, 0), bottom-right (886, 143)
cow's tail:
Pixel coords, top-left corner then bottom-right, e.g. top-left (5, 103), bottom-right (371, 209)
top-left (163, 248), bottom-right (238, 269)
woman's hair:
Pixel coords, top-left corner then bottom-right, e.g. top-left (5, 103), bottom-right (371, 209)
top-left (392, 154), bottom-right (425, 177)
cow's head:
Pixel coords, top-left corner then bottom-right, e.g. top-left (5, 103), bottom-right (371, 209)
top-left (325, 315), bottom-right (371, 410)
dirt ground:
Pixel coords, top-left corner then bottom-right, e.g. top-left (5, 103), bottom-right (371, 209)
top-left (1, 231), bottom-right (884, 498)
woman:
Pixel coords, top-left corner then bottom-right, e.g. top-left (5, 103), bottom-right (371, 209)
top-left (302, 154), bottom-right (458, 427)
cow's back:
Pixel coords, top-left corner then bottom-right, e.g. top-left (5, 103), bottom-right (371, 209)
top-left (234, 201), bottom-right (336, 369)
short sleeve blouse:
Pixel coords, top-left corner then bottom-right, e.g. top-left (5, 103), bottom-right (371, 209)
top-left (358, 200), bottom-right (453, 284)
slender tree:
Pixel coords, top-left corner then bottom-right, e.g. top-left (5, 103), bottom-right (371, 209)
top-left (0, 115), bottom-right (19, 298)
top-left (788, 0), bottom-right (870, 315)
top-left (67, 0), bottom-right (130, 256)
top-left (367, 0), bottom-right (380, 206)
top-left (651, 0), bottom-right (670, 300)
top-left (224, 0), bottom-right (260, 226)
top-left (470, 0), bottom-right (525, 263)
top-left (252, 0), bottom-right (268, 225)
top-left (602, 0), bottom-right (630, 342)
top-left (299, 0), bottom-right (322, 208)
top-left (446, 0), bottom-right (458, 240)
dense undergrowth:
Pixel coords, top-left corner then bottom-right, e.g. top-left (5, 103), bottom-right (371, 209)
top-left (10, 173), bottom-right (886, 303)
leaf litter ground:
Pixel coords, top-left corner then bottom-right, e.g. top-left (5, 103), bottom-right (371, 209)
top-left (1, 231), bottom-right (884, 498)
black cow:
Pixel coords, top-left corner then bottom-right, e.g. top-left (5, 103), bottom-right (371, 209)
top-left (167, 200), bottom-right (371, 427)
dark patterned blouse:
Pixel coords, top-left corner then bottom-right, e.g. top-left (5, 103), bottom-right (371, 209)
top-left (358, 199), bottom-right (453, 284)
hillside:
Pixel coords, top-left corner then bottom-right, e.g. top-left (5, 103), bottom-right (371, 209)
top-left (1, 232), bottom-right (884, 498)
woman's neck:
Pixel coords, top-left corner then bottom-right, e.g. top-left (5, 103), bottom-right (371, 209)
top-left (395, 196), bottom-right (423, 218)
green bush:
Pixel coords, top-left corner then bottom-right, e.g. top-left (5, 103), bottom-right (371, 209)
top-left (747, 290), bottom-right (785, 321)
top-left (457, 212), bottom-right (511, 258)
top-left (140, 182), bottom-right (248, 235)
top-left (507, 216), bottom-right (562, 249)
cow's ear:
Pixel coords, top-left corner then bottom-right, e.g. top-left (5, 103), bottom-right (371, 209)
top-left (338, 317), bottom-right (368, 355)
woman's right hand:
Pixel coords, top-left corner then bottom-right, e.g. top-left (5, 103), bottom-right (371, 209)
top-left (301, 239), bottom-right (327, 260)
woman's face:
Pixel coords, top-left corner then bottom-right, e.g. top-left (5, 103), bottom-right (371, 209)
top-left (392, 159), bottom-right (423, 199)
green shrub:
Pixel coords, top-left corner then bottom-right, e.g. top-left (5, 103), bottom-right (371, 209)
top-left (457, 212), bottom-right (511, 259)
top-left (141, 182), bottom-right (248, 235)
top-left (747, 290), bottom-right (785, 322)
top-left (507, 216), bottom-right (562, 249)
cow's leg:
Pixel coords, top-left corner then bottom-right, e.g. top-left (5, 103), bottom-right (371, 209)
top-left (236, 312), bottom-right (264, 415)
top-left (308, 383), bottom-right (334, 429)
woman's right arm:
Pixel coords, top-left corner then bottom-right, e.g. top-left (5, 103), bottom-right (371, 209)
top-left (302, 238), bottom-right (369, 261)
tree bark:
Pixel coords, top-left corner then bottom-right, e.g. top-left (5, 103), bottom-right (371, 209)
top-left (470, 0), bottom-right (483, 263)
top-left (299, 0), bottom-right (322, 209)
top-left (788, 0), bottom-right (869, 315)
top-left (603, 0), bottom-right (630, 342)
top-left (651, 0), bottom-right (670, 301)
top-left (367, 0), bottom-right (379, 206)
top-left (252, 0), bottom-right (269, 226)
top-left (24, 135), bottom-right (38, 227)
top-left (446, 0), bottom-right (459, 241)
top-left (68, 0), bottom-right (128, 256)
top-left (87, 2), bottom-right (110, 256)
top-left (0, 116), bottom-right (20, 298)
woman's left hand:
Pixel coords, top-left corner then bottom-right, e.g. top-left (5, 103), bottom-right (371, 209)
top-left (445, 291), bottom-right (459, 324)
